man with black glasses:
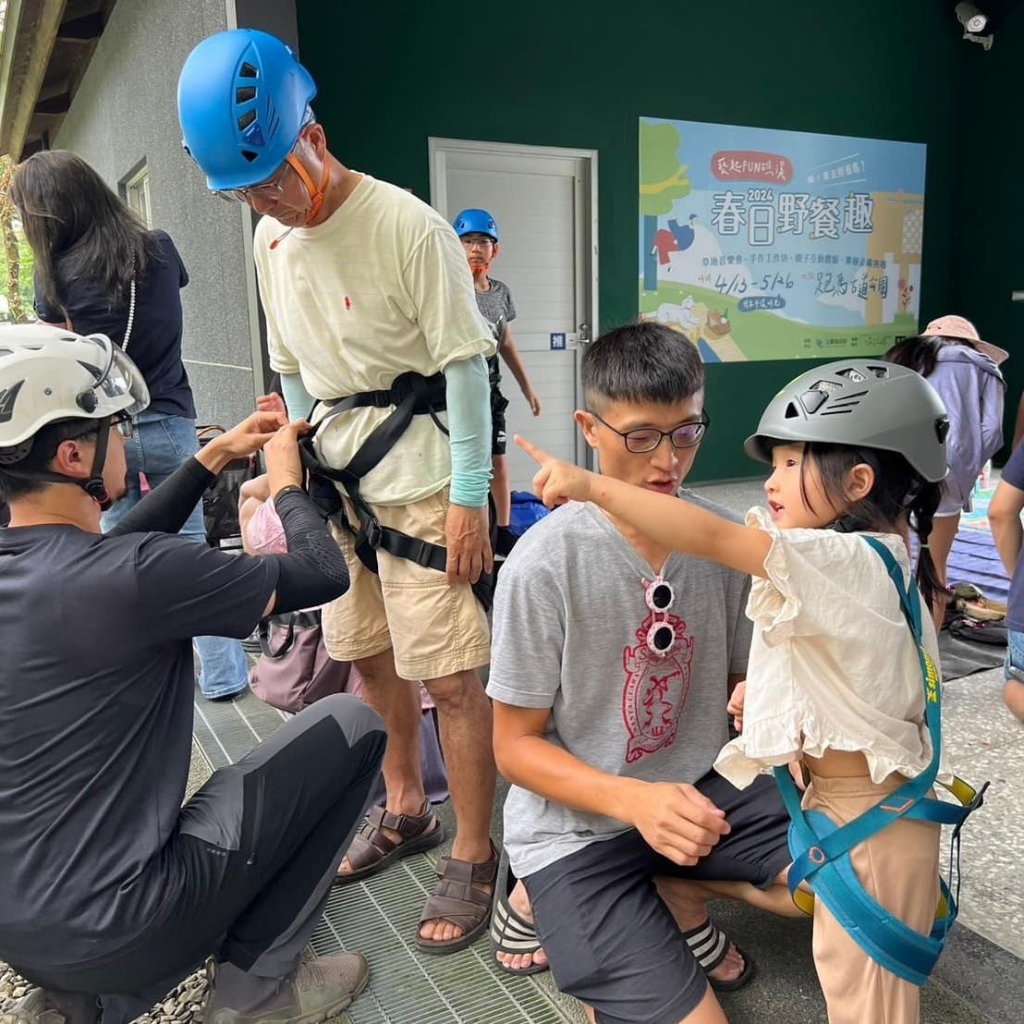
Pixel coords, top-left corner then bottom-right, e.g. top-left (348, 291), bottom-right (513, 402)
top-left (487, 322), bottom-right (799, 1023)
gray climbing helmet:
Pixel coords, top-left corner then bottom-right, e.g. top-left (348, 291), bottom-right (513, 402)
top-left (744, 359), bottom-right (949, 483)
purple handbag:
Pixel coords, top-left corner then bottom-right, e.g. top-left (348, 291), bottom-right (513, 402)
top-left (249, 610), bottom-right (351, 713)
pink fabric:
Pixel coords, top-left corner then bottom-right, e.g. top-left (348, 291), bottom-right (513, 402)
top-left (348, 664), bottom-right (436, 712)
top-left (246, 496), bottom-right (288, 555)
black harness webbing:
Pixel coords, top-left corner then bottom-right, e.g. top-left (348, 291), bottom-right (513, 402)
top-left (299, 370), bottom-right (495, 611)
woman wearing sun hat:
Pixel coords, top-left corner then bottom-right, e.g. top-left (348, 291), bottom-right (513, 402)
top-left (885, 314), bottom-right (1007, 631)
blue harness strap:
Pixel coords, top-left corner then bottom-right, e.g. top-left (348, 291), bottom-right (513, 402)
top-left (774, 535), bottom-right (988, 985)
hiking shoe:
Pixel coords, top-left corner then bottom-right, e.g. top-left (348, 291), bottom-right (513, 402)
top-left (206, 953), bottom-right (370, 1024)
top-left (1, 990), bottom-right (100, 1024)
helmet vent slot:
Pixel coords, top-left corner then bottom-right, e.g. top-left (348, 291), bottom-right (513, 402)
top-left (237, 109), bottom-right (257, 131)
top-left (240, 150), bottom-right (258, 162)
top-left (833, 367), bottom-right (866, 383)
top-left (236, 86), bottom-right (257, 104)
top-left (239, 61), bottom-right (258, 78)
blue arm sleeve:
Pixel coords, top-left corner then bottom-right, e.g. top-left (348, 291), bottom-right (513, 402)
top-left (444, 354), bottom-right (492, 508)
top-left (281, 372), bottom-right (316, 420)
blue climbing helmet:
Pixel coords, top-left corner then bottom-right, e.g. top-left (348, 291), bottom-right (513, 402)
top-left (177, 29), bottom-right (317, 192)
top-left (452, 209), bottom-right (499, 242)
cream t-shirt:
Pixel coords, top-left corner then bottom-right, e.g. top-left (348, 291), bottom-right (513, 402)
top-left (714, 506), bottom-right (953, 789)
top-left (253, 175), bottom-right (495, 506)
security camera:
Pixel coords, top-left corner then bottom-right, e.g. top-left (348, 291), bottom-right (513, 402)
top-left (955, 3), bottom-right (993, 48)
top-left (955, 2), bottom-right (987, 33)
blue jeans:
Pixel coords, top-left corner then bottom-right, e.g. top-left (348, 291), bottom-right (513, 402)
top-left (1006, 629), bottom-right (1024, 685)
top-left (101, 412), bottom-right (250, 699)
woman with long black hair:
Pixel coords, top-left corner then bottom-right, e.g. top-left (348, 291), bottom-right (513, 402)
top-left (11, 150), bottom-right (250, 699)
top-left (885, 315), bottom-right (1007, 633)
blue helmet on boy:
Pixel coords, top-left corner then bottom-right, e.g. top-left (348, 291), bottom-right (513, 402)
top-left (452, 209), bottom-right (499, 242)
top-left (177, 29), bottom-right (316, 192)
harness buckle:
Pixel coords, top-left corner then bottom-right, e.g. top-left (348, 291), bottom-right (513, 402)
top-left (952, 780), bottom-right (989, 841)
top-left (363, 516), bottom-right (383, 550)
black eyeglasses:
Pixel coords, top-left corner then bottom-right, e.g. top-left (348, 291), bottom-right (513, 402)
top-left (61, 412), bottom-right (133, 445)
top-left (111, 411), bottom-right (134, 439)
top-left (589, 410), bottom-right (710, 454)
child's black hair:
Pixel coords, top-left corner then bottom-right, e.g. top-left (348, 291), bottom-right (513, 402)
top-left (768, 439), bottom-right (943, 612)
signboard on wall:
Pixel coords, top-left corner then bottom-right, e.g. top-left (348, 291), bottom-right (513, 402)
top-left (638, 118), bottom-right (927, 362)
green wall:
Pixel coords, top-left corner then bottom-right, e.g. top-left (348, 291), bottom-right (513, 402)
top-left (953, 3), bottom-right (1024, 465)
top-left (297, 0), bottom-right (973, 481)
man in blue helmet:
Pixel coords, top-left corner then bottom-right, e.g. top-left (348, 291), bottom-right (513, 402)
top-left (452, 209), bottom-right (542, 557)
top-left (179, 30), bottom-right (500, 954)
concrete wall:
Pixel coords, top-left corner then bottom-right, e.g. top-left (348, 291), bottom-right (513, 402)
top-left (54, 0), bottom-right (260, 429)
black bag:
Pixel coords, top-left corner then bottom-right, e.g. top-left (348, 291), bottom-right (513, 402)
top-left (947, 615), bottom-right (1008, 647)
top-left (197, 425), bottom-right (257, 548)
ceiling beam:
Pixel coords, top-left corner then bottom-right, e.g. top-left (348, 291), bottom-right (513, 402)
top-left (0, 0), bottom-right (68, 158)
top-left (57, 12), bottom-right (105, 43)
top-left (34, 92), bottom-right (71, 116)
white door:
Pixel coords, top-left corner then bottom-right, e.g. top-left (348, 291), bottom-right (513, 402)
top-left (430, 139), bottom-right (598, 489)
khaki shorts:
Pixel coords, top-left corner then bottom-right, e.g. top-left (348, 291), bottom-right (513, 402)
top-left (321, 488), bottom-right (491, 681)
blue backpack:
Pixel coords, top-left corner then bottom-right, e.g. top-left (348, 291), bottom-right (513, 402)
top-left (509, 490), bottom-right (551, 537)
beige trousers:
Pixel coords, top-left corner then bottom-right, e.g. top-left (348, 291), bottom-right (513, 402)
top-left (804, 773), bottom-right (941, 1024)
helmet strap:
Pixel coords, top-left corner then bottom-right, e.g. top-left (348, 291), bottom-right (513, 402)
top-left (82, 419), bottom-right (113, 509)
top-left (1, 418), bottom-right (113, 510)
top-left (269, 153), bottom-right (331, 250)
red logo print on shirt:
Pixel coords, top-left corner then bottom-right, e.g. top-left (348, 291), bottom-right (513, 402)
top-left (621, 613), bottom-right (693, 764)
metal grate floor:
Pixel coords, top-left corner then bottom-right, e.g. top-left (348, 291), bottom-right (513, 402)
top-left (192, 687), bottom-right (576, 1024)
top-left (312, 861), bottom-right (570, 1024)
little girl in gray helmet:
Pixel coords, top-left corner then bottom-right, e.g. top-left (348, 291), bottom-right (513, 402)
top-left (516, 359), bottom-right (969, 1024)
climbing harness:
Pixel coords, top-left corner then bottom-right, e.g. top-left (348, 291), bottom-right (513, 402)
top-left (299, 370), bottom-right (496, 610)
top-left (774, 535), bottom-right (988, 986)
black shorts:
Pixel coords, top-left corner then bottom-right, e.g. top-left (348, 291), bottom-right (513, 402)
top-left (491, 385), bottom-right (510, 457)
top-left (523, 771), bottom-right (791, 1024)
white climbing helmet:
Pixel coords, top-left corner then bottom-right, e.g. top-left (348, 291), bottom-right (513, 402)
top-left (0, 324), bottom-right (149, 463)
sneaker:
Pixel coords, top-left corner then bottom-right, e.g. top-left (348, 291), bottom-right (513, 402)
top-left (1, 990), bottom-right (99, 1024)
top-left (206, 953), bottom-right (370, 1024)
top-left (240, 629), bottom-right (263, 656)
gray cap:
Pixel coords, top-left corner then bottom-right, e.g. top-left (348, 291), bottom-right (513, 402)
top-left (744, 359), bottom-right (949, 483)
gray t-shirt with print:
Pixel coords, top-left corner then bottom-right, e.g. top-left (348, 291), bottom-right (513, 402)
top-left (473, 278), bottom-right (516, 387)
top-left (487, 496), bottom-right (753, 879)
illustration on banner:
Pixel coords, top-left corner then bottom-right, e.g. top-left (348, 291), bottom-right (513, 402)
top-left (639, 118), bottom-right (927, 362)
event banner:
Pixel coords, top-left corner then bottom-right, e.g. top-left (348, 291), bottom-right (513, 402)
top-left (639, 118), bottom-right (927, 361)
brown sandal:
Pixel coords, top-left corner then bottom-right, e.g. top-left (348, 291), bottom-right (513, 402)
top-left (416, 840), bottom-right (499, 955)
top-left (333, 802), bottom-right (445, 886)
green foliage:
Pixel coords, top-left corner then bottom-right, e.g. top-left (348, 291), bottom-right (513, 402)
top-left (0, 232), bottom-right (34, 322)
top-left (640, 121), bottom-right (692, 217)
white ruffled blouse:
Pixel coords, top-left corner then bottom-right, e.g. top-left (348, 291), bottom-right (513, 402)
top-left (714, 506), bottom-right (953, 789)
